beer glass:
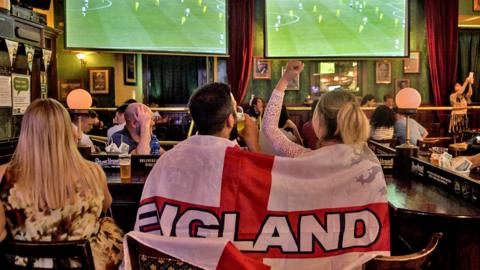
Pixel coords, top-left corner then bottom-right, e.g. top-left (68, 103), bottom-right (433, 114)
top-left (236, 106), bottom-right (245, 132)
top-left (119, 154), bottom-right (131, 183)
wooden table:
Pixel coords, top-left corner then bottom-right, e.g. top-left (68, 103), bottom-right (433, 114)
top-left (107, 174), bottom-right (144, 233)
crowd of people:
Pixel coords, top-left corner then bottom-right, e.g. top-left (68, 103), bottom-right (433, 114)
top-left (0, 60), bottom-right (445, 269)
top-left (360, 93), bottom-right (429, 146)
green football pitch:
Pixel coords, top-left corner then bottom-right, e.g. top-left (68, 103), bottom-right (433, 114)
top-left (66, 0), bottom-right (226, 54)
top-left (266, 0), bottom-right (407, 57)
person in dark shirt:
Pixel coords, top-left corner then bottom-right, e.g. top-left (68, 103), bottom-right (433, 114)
top-left (110, 103), bottom-right (164, 155)
top-left (246, 96), bottom-right (265, 120)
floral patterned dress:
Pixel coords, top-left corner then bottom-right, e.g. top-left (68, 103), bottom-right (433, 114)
top-left (0, 172), bottom-right (124, 270)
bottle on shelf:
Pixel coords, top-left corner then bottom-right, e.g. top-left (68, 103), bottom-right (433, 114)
top-left (150, 134), bottom-right (161, 155)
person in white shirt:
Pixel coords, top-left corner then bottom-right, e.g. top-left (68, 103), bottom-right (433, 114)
top-left (370, 105), bottom-right (396, 142)
top-left (107, 104), bottom-right (128, 140)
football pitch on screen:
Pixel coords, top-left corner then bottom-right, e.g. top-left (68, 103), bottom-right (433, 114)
top-left (266, 0), bottom-right (407, 57)
top-left (66, 0), bottom-right (226, 54)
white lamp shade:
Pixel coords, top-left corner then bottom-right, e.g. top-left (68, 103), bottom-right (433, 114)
top-left (66, 89), bottom-right (92, 110)
top-left (395, 88), bottom-right (421, 109)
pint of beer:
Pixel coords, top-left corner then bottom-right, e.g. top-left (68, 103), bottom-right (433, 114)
top-left (119, 154), bottom-right (131, 182)
top-left (236, 106), bottom-right (245, 132)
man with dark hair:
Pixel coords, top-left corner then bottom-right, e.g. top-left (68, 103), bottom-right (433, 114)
top-left (107, 103), bottom-right (129, 140)
top-left (187, 82), bottom-right (259, 151)
top-left (72, 110), bottom-right (99, 152)
top-left (135, 82), bottom-right (260, 233)
top-left (383, 94), bottom-right (394, 108)
top-left (189, 83), bottom-right (234, 136)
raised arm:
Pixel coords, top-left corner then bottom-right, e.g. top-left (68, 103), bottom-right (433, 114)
top-left (132, 106), bottom-right (153, 155)
top-left (262, 61), bottom-right (311, 157)
top-left (466, 79), bottom-right (473, 102)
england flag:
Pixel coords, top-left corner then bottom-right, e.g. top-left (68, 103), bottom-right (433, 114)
top-left (129, 135), bottom-right (390, 270)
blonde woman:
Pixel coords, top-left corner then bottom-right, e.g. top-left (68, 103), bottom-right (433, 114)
top-left (262, 62), bottom-right (388, 267)
top-left (0, 99), bottom-right (123, 270)
top-left (262, 61), bottom-right (370, 157)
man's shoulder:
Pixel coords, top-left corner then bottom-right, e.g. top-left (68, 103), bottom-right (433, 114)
top-left (394, 120), bottom-right (405, 128)
top-left (111, 128), bottom-right (133, 143)
top-left (108, 124), bottom-right (125, 136)
top-left (181, 135), bottom-right (236, 147)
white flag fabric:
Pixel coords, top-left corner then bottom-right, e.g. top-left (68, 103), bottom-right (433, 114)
top-left (124, 231), bottom-right (272, 270)
top-left (133, 135), bottom-right (390, 270)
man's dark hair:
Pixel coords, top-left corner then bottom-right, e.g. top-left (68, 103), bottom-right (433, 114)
top-left (383, 94), bottom-right (393, 102)
top-left (370, 105), bottom-right (396, 128)
top-left (361, 94), bottom-right (376, 106)
top-left (116, 104), bottom-right (129, 113)
top-left (87, 109), bottom-right (98, 119)
top-left (189, 83), bottom-right (234, 135)
top-left (124, 99), bottom-right (137, 104)
top-left (71, 109), bottom-right (97, 122)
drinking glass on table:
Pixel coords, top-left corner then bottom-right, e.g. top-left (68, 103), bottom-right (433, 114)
top-left (119, 154), bottom-right (131, 183)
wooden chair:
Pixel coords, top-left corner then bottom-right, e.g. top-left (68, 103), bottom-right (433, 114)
top-left (126, 235), bottom-right (202, 270)
top-left (364, 232), bottom-right (442, 270)
top-left (1, 239), bottom-right (95, 270)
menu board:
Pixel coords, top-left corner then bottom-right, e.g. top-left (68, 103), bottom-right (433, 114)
top-left (11, 74), bottom-right (31, 115)
top-left (0, 75), bottom-right (11, 107)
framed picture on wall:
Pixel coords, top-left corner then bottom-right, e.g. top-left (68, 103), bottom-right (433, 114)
top-left (281, 65), bottom-right (300, 90)
top-left (58, 80), bottom-right (82, 101)
top-left (404, 51), bottom-right (420, 74)
top-left (376, 61), bottom-right (391, 84)
top-left (88, 67), bottom-right (113, 94)
top-left (253, 57), bottom-right (272, 80)
top-left (395, 78), bottom-right (410, 93)
top-left (124, 54), bottom-right (137, 85)
top-left (475, 0), bottom-right (480, 11)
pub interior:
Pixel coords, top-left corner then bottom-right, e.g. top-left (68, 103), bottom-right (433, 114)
top-left (1, 0), bottom-right (480, 269)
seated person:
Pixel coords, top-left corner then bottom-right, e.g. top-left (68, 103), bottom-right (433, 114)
top-left (110, 103), bottom-right (165, 155)
top-left (370, 105), bottom-right (396, 142)
top-left (246, 96), bottom-right (265, 124)
top-left (107, 103), bottom-right (128, 140)
top-left (186, 82), bottom-right (259, 152)
top-left (134, 76), bottom-right (389, 269)
top-left (72, 110), bottom-right (99, 153)
top-left (0, 99), bottom-right (123, 269)
top-left (260, 105), bottom-right (303, 155)
top-left (383, 94), bottom-right (394, 108)
top-left (361, 94), bottom-right (376, 107)
top-left (394, 108), bottom-right (428, 145)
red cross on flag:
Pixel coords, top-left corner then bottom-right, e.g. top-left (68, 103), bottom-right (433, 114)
top-left (131, 136), bottom-right (390, 270)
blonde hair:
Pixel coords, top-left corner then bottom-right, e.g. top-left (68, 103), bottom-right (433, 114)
top-left (315, 91), bottom-right (370, 146)
top-left (8, 98), bottom-right (103, 210)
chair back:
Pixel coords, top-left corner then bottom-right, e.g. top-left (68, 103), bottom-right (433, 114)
top-left (371, 138), bottom-right (395, 148)
top-left (126, 235), bottom-right (202, 270)
top-left (364, 232), bottom-right (442, 270)
top-left (2, 239), bottom-right (95, 270)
